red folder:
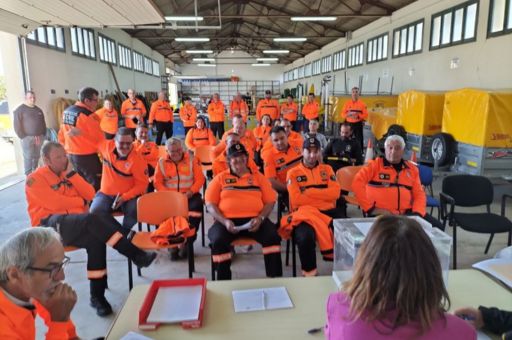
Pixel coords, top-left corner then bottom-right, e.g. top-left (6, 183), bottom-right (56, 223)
top-left (138, 278), bottom-right (207, 330)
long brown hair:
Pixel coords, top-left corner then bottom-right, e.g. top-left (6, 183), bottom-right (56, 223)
top-left (343, 215), bottom-right (450, 334)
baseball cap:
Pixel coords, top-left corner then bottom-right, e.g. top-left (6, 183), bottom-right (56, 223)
top-left (227, 143), bottom-right (248, 158)
top-left (265, 90), bottom-right (271, 95)
top-left (303, 136), bottom-right (321, 149)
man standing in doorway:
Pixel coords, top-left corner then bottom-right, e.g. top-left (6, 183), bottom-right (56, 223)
top-left (149, 91), bottom-right (174, 145)
top-left (13, 91), bottom-right (47, 175)
top-left (341, 87), bottom-right (368, 150)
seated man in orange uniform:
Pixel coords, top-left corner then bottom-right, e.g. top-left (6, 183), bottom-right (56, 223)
top-left (25, 142), bottom-right (155, 316)
top-left (213, 114), bottom-right (257, 158)
top-left (260, 118), bottom-right (303, 158)
top-left (90, 127), bottom-right (149, 230)
top-left (212, 132), bottom-right (259, 177)
top-left (0, 228), bottom-right (78, 339)
top-left (206, 143), bottom-right (283, 280)
top-left (153, 138), bottom-right (205, 259)
top-left (280, 137), bottom-right (343, 277)
top-left (133, 123), bottom-right (159, 192)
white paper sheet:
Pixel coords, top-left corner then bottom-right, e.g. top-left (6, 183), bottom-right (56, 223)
top-left (120, 331), bottom-right (154, 340)
top-left (472, 258), bottom-right (512, 289)
top-left (146, 285), bottom-right (203, 323)
top-left (353, 222), bottom-right (373, 236)
top-left (232, 286), bottom-right (293, 313)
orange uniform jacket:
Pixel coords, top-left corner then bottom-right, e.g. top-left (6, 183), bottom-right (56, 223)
top-left (287, 162), bottom-right (341, 211)
top-left (58, 102), bottom-right (104, 155)
top-left (256, 98), bottom-right (280, 121)
top-left (185, 127), bottom-right (216, 152)
top-left (149, 100), bottom-right (174, 124)
top-left (95, 107), bottom-right (118, 135)
top-left (98, 140), bottom-right (149, 201)
top-left (302, 101), bottom-right (320, 120)
top-left (154, 153), bottom-right (205, 194)
top-left (179, 104), bottom-right (198, 128)
top-left (280, 102), bottom-right (298, 122)
top-left (212, 151), bottom-right (260, 177)
top-left (341, 99), bottom-right (368, 123)
top-left (213, 128), bottom-right (257, 158)
top-left (207, 101), bottom-right (225, 122)
top-left (0, 290), bottom-right (77, 340)
top-left (206, 169), bottom-right (276, 219)
top-left (133, 140), bottom-right (159, 169)
top-left (261, 132), bottom-right (303, 159)
top-left (352, 157), bottom-right (426, 215)
top-left (279, 206), bottom-right (334, 260)
top-left (121, 98), bottom-right (147, 128)
top-left (25, 166), bottom-right (95, 226)
top-left (229, 100), bottom-right (249, 122)
top-left (253, 125), bottom-right (271, 152)
top-left (263, 143), bottom-right (303, 185)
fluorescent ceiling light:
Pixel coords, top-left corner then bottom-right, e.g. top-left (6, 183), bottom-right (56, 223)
top-left (175, 37), bottom-right (210, 42)
top-left (193, 58), bottom-right (215, 62)
top-left (186, 50), bottom-right (213, 53)
top-left (198, 63), bottom-right (216, 67)
top-left (165, 16), bottom-right (203, 21)
top-left (263, 50), bottom-right (289, 54)
top-left (252, 63), bottom-right (270, 66)
top-left (274, 37), bottom-right (307, 42)
top-left (257, 58), bottom-right (278, 61)
top-left (290, 16), bottom-right (337, 21)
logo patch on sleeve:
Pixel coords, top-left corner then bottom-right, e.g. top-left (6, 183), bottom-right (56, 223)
top-left (26, 177), bottom-right (35, 187)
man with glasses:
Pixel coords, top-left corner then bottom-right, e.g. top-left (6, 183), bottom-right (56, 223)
top-left (25, 141), bottom-right (156, 316)
top-left (58, 87), bottom-right (105, 190)
top-left (90, 127), bottom-right (149, 231)
top-left (0, 228), bottom-right (78, 339)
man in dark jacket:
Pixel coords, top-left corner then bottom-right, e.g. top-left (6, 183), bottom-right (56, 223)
top-left (455, 306), bottom-right (512, 339)
top-left (323, 122), bottom-right (362, 172)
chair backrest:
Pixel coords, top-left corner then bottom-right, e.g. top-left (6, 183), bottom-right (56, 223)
top-left (417, 164), bottom-right (433, 186)
top-left (137, 191), bottom-right (188, 225)
top-left (336, 165), bottom-right (364, 192)
top-left (195, 145), bottom-right (214, 168)
top-left (158, 145), bottom-right (167, 158)
top-left (442, 174), bottom-right (494, 207)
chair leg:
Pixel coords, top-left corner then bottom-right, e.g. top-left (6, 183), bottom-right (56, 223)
top-left (484, 233), bottom-right (495, 254)
top-left (452, 225), bottom-right (457, 270)
top-left (201, 206), bottom-right (206, 247)
top-left (292, 233), bottom-right (297, 277)
top-left (188, 240), bottom-right (194, 278)
top-left (285, 239), bottom-right (290, 266)
top-left (137, 266), bottom-right (142, 277)
top-left (128, 259), bottom-right (133, 291)
top-left (509, 230), bottom-right (512, 246)
top-left (210, 247), bottom-right (216, 281)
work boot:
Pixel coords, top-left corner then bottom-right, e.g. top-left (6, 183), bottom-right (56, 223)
top-left (169, 248), bottom-right (180, 261)
top-left (132, 251), bottom-right (157, 267)
top-left (90, 296), bottom-right (113, 317)
top-left (178, 245), bottom-right (188, 259)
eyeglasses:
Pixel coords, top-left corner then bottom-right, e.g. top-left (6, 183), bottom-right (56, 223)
top-left (26, 256), bottom-right (70, 279)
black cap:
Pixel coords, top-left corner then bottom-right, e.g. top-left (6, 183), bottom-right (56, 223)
top-left (227, 143), bottom-right (248, 158)
top-left (303, 136), bottom-right (321, 149)
top-left (265, 90), bottom-right (271, 95)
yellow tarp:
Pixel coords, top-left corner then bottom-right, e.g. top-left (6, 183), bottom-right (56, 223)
top-left (396, 90), bottom-right (444, 136)
top-left (367, 108), bottom-right (397, 139)
top-left (442, 88), bottom-right (512, 148)
top-left (329, 95), bottom-right (398, 123)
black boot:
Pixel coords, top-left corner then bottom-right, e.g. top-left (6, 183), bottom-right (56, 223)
top-left (112, 235), bottom-right (156, 268)
top-left (90, 277), bottom-right (113, 317)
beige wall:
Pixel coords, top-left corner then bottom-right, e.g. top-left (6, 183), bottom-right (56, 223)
top-left (283, 0), bottom-right (512, 94)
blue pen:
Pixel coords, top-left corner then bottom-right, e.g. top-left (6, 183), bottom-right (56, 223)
top-left (459, 314), bottom-right (476, 321)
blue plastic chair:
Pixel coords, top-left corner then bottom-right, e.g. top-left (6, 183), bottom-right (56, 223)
top-left (418, 164), bottom-right (440, 218)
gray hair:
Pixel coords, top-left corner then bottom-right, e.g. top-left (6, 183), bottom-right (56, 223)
top-left (384, 134), bottom-right (406, 150)
top-left (165, 137), bottom-right (186, 151)
top-left (0, 228), bottom-right (61, 282)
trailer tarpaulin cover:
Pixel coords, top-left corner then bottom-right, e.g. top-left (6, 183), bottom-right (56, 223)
top-left (367, 108), bottom-right (397, 139)
top-left (396, 90), bottom-right (444, 136)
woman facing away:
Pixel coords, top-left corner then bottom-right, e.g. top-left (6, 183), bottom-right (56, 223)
top-left (325, 215), bottom-right (476, 340)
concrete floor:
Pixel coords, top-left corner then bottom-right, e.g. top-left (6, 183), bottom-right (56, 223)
top-left (0, 175), bottom-right (511, 339)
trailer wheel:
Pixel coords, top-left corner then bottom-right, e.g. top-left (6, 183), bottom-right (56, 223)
top-left (431, 133), bottom-right (456, 166)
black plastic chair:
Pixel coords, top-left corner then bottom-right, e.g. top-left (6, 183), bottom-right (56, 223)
top-left (440, 175), bottom-right (512, 269)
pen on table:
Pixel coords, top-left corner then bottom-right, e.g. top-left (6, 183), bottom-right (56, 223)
top-left (307, 327), bottom-right (323, 334)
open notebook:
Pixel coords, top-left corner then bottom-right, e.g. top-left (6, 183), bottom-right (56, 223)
top-left (232, 286), bottom-right (294, 313)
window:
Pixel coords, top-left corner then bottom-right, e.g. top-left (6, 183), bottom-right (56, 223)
top-left (312, 59), bottom-right (321, 75)
top-left (304, 63), bottom-right (312, 77)
top-left (98, 34), bottom-right (116, 64)
top-left (488, 0), bottom-right (512, 37)
top-left (144, 56), bottom-right (153, 74)
top-left (367, 33), bottom-right (388, 63)
top-left (133, 51), bottom-right (144, 72)
top-left (333, 50), bottom-right (346, 71)
top-left (393, 20), bottom-right (423, 57)
top-left (70, 27), bottom-right (96, 59)
top-left (347, 43), bottom-right (364, 68)
top-left (292, 68), bottom-right (298, 80)
top-left (298, 65), bottom-right (304, 78)
top-left (430, 1), bottom-right (478, 50)
top-left (26, 27), bottom-right (65, 51)
top-left (118, 44), bottom-right (132, 69)
top-left (152, 60), bottom-right (160, 76)
top-left (321, 55), bottom-right (332, 73)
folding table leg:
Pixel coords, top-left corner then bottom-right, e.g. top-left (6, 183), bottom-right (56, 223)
top-left (188, 240), bottom-right (194, 278)
top-left (128, 259), bottom-right (133, 291)
top-left (292, 234), bottom-right (297, 277)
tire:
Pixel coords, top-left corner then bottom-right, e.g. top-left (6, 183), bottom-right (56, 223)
top-left (431, 133), bottom-right (456, 166)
